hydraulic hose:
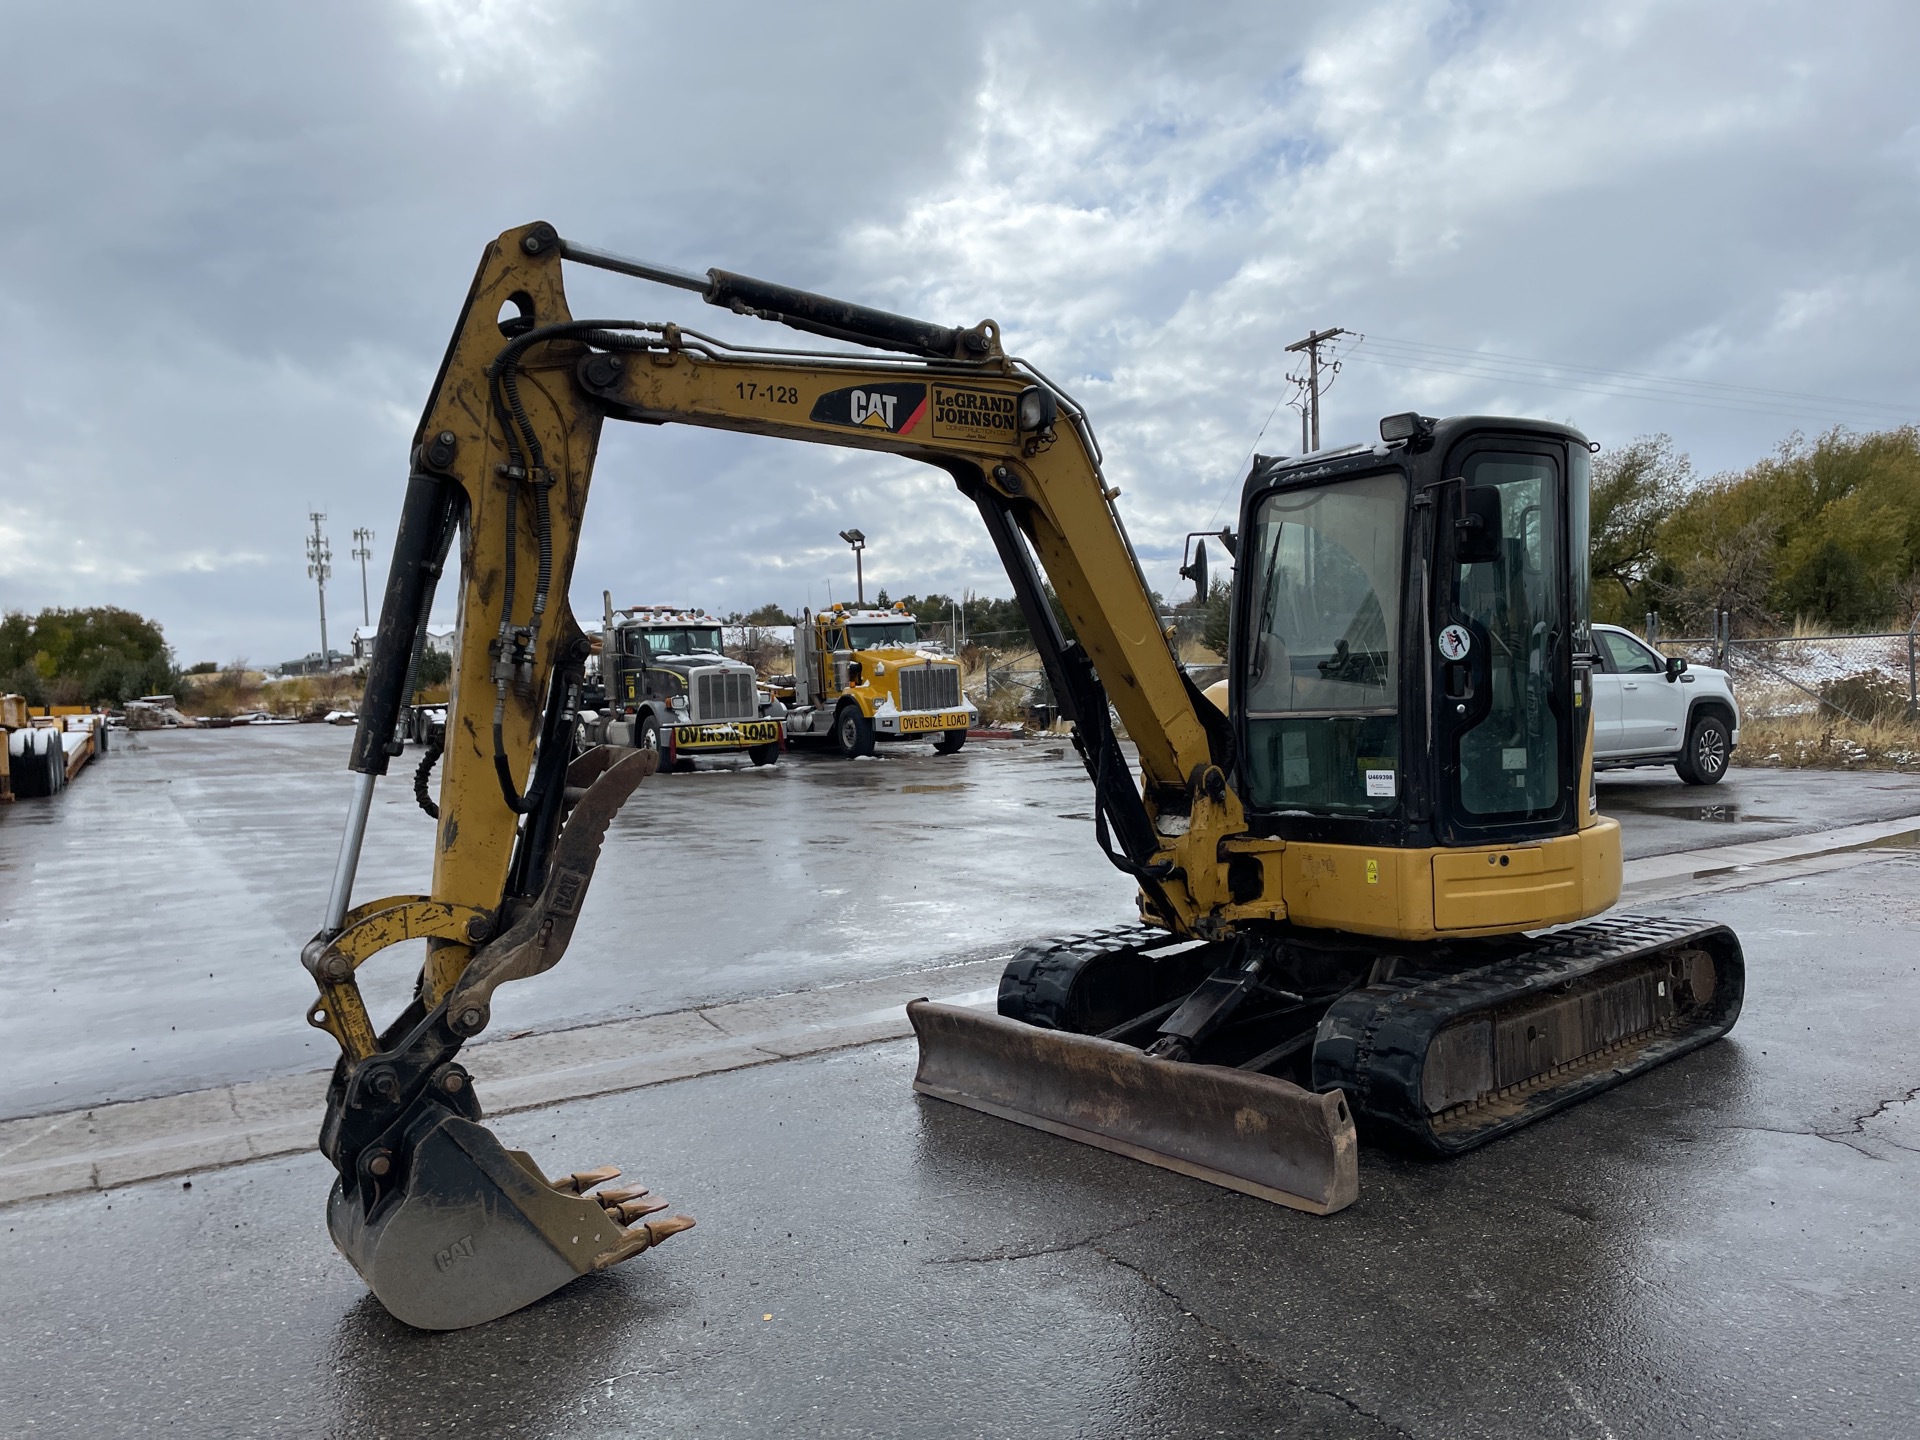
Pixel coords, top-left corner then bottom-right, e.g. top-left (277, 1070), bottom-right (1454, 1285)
top-left (481, 321), bottom-right (657, 815)
top-left (413, 731), bottom-right (443, 819)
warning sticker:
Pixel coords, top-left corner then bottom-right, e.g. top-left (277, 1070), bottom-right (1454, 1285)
top-left (1438, 623), bottom-right (1472, 660)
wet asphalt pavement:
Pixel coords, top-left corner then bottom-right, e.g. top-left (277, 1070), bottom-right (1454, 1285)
top-left (5, 725), bottom-right (1920, 1120)
top-left (0, 726), bottom-right (1134, 1117)
top-left (3, 849), bottom-right (1918, 1438)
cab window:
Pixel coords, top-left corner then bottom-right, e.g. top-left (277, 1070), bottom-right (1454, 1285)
top-left (1597, 630), bottom-right (1662, 675)
top-left (846, 621), bottom-right (917, 649)
top-left (1240, 470), bottom-right (1406, 814)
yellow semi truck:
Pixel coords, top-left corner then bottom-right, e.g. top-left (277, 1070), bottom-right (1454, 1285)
top-left (776, 602), bottom-right (976, 757)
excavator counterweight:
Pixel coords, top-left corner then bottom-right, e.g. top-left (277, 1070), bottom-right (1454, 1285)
top-left (310, 224), bottom-right (1742, 1328)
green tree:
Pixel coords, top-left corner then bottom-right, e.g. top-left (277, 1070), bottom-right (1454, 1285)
top-left (411, 646), bottom-right (453, 693)
top-left (1650, 426), bottom-right (1920, 632)
top-left (0, 606), bottom-right (177, 705)
top-left (1590, 435), bottom-right (1689, 625)
top-left (1201, 580), bottom-right (1230, 656)
top-left (740, 602), bottom-right (796, 625)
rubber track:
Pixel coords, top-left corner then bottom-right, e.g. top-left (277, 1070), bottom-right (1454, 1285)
top-left (997, 924), bottom-right (1204, 1031)
top-left (1313, 913), bottom-right (1745, 1156)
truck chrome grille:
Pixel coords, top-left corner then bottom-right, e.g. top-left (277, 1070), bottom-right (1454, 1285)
top-left (899, 664), bottom-right (961, 713)
top-left (692, 668), bottom-right (758, 722)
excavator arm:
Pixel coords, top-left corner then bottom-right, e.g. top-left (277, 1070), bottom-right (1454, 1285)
top-left (306, 221), bottom-right (1269, 1330)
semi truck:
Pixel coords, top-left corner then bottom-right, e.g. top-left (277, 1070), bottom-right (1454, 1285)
top-left (578, 600), bottom-right (782, 767)
top-left (775, 602), bottom-right (976, 757)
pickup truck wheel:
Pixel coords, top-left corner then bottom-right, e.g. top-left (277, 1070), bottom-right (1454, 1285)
top-left (933, 727), bottom-right (967, 755)
top-left (748, 743), bottom-right (780, 767)
top-left (1676, 713), bottom-right (1731, 785)
top-left (835, 704), bottom-right (875, 759)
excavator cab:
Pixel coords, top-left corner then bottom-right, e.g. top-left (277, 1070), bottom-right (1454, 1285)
top-left (1236, 418), bottom-right (1588, 854)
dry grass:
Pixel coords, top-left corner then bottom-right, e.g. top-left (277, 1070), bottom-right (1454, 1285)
top-left (1737, 712), bottom-right (1920, 771)
top-left (178, 668), bottom-right (364, 718)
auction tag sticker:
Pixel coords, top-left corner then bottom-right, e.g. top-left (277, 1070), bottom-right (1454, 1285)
top-left (1364, 769), bottom-right (1397, 797)
top-left (1437, 624), bottom-right (1472, 660)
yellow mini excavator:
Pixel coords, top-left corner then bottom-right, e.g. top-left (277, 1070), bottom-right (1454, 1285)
top-left (307, 222), bottom-right (1743, 1330)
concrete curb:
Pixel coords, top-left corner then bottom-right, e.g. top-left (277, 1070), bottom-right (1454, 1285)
top-left (0, 961), bottom-right (1001, 1208)
top-left (1620, 812), bottom-right (1920, 887)
top-left (5, 814), bottom-right (1915, 1208)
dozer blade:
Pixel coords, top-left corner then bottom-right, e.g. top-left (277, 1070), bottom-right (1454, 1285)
top-left (908, 999), bottom-right (1358, 1214)
top-left (327, 1103), bottom-right (692, 1331)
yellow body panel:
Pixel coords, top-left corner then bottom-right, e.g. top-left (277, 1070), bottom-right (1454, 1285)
top-left (1215, 821), bottom-right (1621, 942)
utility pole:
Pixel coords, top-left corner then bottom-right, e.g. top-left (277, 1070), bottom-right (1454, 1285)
top-left (306, 512), bottom-right (332, 674)
top-left (838, 529), bottom-right (867, 606)
top-left (352, 527), bottom-right (374, 626)
top-left (1284, 326), bottom-right (1351, 453)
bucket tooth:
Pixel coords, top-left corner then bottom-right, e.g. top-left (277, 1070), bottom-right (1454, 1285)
top-left (908, 999), bottom-right (1358, 1214)
top-left (591, 1183), bottom-right (654, 1207)
top-left (555, 1165), bottom-right (623, 1194)
top-left (593, 1215), bottom-right (697, 1272)
top-left (610, 1197), bottom-right (670, 1223)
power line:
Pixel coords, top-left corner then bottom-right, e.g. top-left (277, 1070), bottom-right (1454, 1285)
top-left (1202, 389), bottom-right (1290, 532)
top-left (1346, 334), bottom-right (1914, 427)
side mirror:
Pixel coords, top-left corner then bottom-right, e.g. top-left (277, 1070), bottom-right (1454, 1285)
top-left (1454, 486), bottom-right (1503, 565)
top-left (1179, 539), bottom-right (1209, 605)
top-left (1666, 656), bottom-right (1688, 682)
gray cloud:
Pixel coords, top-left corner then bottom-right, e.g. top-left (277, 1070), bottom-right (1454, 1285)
top-left (1, 0), bottom-right (1915, 664)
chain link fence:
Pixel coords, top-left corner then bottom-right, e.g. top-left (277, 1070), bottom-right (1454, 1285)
top-left (1645, 610), bottom-right (1920, 724)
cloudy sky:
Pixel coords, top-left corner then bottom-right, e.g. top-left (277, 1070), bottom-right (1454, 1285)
top-left (3, 0), bottom-right (1916, 666)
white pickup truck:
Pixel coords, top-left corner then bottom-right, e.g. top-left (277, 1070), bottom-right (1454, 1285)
top-left (1590, 623), bottom-right (1739, 785)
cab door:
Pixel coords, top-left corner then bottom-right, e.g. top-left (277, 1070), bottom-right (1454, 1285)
top-left (1431, 441), bottom-right (1575, 843)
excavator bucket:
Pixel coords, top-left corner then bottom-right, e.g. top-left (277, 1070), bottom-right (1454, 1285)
top-left (908, 1000), bottom-right (1359, 1214)
top-left (327, 1105), bottom-right (691, 1331)
top-left (316, 746), bottom-right (692, 1330)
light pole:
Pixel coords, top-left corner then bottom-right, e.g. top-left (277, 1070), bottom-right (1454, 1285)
top-left (306, 513), bottom-right (333, 673)
top-left (352, 527), bottom-right (374, 626)
top-left (838, 528), bottom-right (867, 606)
